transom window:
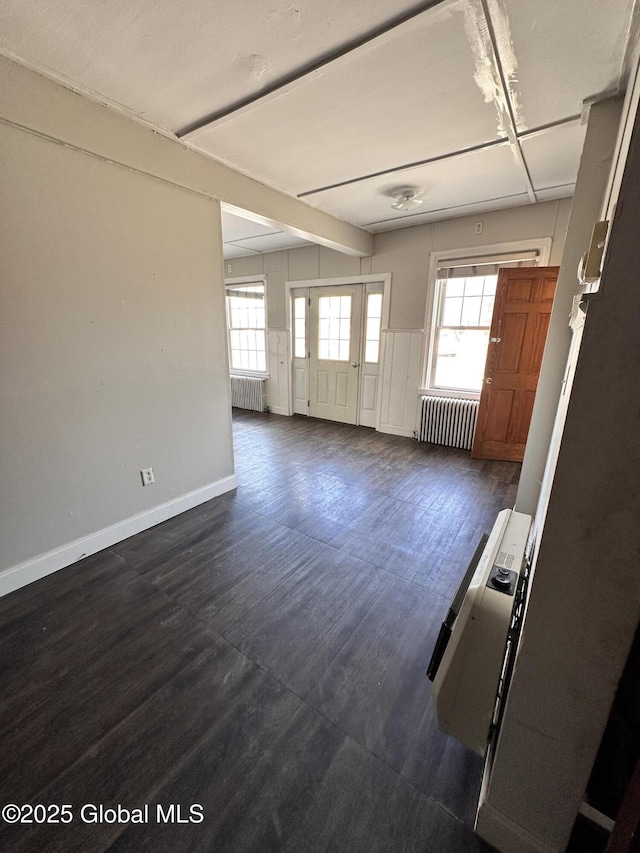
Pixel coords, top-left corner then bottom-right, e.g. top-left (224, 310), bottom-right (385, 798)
top-left (225, 281), bottom-right (267, 374)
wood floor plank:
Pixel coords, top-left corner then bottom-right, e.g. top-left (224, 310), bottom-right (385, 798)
top-left (0, 409), bottom-right (518, 852)
top-left (144, 519), bottom-right (328, 635)
top-left (281, 728), bottom-right (492, 853)
top-left (328, 494), bottom-right (459, 580)
top-left (0, 639), bottom-right (301, 853)
top-left (112, 499), bottom-right (266, 575)
top-left (105, 703), bottom-right (345, 853)
top-left (0, 554), bottom-right (214, 807)
top-left (223, 545), bottom-right (393, 697)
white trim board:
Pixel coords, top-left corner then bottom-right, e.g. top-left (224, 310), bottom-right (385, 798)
top-left (377, 424), bottom-right (416, 438)
top-left (0, 475), bottom-right (237, 598)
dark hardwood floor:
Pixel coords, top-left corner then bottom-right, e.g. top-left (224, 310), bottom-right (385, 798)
top-left (0, 411), bottom-right (520, 852)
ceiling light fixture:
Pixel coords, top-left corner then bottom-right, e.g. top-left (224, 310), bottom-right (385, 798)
top-left (390, 187), bottom-right (425, 211)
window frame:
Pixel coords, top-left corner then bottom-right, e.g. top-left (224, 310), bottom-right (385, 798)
top-left (422, 239), bottom-right (552, 400)
top-left (429, 273), bottom-right (497, 394)
top-left (224, 275), bottom-right (269, 378)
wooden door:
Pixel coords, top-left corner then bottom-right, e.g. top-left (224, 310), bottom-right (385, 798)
top-left (471, 266), bottom-right (559, 461)
top-left (309, 284), bottom-right (363, 424)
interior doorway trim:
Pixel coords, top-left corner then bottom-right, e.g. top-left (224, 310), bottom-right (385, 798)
top-left (284, 273), bottom-right (392, 428)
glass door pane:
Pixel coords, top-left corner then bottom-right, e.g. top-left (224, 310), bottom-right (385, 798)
top-left (318, 294), bottom-right (352, 361)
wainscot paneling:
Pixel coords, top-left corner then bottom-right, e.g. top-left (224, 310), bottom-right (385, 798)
top-left (378, 330), bottom-right (424, 438)
top-left (266, 329), bottom-right (291, 415)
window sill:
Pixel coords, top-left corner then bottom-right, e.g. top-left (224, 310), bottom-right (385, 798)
top-left (419, 388), bottom-right (480, 401)
top-left (230, 371), bottom-right (270, 380)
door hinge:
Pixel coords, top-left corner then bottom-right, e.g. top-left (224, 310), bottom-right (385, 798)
top-left (308, 297), bottom-right (311, 306)
top-left (307, 400), bottom-right (310, 406)
top-left (308, 351), bottom-right (310, 359)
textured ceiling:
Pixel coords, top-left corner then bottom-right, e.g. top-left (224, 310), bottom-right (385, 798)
top-left (1, 0), bottom-right (637, 255)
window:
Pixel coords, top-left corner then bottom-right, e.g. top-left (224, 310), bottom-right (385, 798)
top-left (226, 281), bottom-right (267, 374)
top-left (294, 296), bottom-right (306, 359)
top-left (318, 294), bottom-right (351, 361)
top-left (432, 274), bottom-right (496, 392)
top-left (364, 292), bottom-right (383, 363)
top-left (428, 249), bottom-right (541, 394)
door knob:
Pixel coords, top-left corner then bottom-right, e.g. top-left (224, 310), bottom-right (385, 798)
top-left (351, 362), bottom-right (360, 368)
top-left (485, 377), bottom-right (493, 384)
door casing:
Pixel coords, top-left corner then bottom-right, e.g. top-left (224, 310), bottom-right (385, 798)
top-left (284, 274), bottom-right (391, 428)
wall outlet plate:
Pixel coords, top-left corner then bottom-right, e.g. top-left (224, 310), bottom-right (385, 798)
top-left (141, 467), bottom-right (154, 486)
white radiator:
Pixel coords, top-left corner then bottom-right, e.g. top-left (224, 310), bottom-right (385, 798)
top-left (419, 395), bottom-right (479, 450)
top-left (231, 376), bottom-right (266, 412)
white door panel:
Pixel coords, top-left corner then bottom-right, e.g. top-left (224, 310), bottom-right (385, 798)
top-left (309, 284), bottom-right (362, 424)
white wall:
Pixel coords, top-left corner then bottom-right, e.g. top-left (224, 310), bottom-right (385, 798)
top-left (515, 97), bottom-right (624, 516)
top-left (229, 200), bottom-right (572, 431)
top-left (0, 113), bottom-right (235, 582)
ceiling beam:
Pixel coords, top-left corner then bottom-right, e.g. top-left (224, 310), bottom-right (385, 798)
top-left (477, 0), bottom-right (536, 203)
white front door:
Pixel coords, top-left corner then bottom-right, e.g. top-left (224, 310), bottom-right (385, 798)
top-left (309, 284), bottom-right (363, 424)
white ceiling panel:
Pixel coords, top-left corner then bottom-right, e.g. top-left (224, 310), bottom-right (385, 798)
top-left (222, 243), bottom-right (261, 259)
top-left (522, 122), bottom-right (588, 192)
top-left (227, 232), bottom-right (313, 253)
top-left (221, 210), bottom-right (315, 257)
top-left (188, 0), bottom-right (507, 194)
top-left (308, 143), bottom-right (528, 227)
top-left (505, 0), bottom-right (635, 130)
top-left (0, 0), bottom-right (447, 133)
top-left (220, 211), bottom-right (276, 243)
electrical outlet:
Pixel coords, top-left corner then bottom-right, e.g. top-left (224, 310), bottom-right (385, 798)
top-left (227, 264), bottom-right (232, 274)
top-left (141, 467), bottom-right (154, 486)
top-left (475, 220), bottom-right (484, 235)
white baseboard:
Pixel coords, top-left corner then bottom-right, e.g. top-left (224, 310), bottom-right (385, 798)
top-left (0, 474), bottom-right (237, 598)
top-left (268, 405), bottom-right (290, 416)
top-left (475, 801), bottom-right (560, 853)
top-left (377, 424), bottom-right (416, 438)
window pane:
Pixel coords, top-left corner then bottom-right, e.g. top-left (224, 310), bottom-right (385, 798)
top-left (294, 297), bottom-right (306, 359)
top-left (365, 293), bottom-right (383, 364)
top-left (442, 296), bottom-right (463, 326)
top-left (443, 278), bottom-right (463, 297)
top-left (464, 278), bottom-right (484, 297)
top-left (460, 295), bottom-right (482, 326)
top-left (479, 294), bottom-right (495, 326)
top-left (434, 328), bottom-right (489, 391)
top-left (226, 283), bottom-right (267, 373)
top-left (365, 340), bottom-right (379, 363)
top-left (318, 294), bottom-right (351, 361)
top-left (483, 277), bottom-right (497, 296)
